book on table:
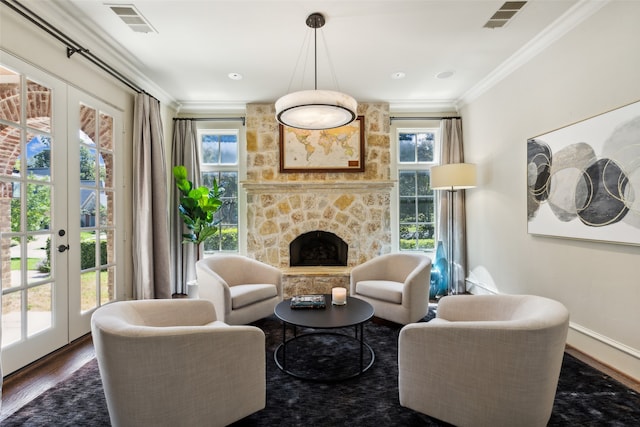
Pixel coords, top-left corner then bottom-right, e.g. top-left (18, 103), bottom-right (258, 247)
top-left (290, 294), bottom-right (326, 309)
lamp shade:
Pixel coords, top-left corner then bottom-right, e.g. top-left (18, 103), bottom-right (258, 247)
top-left (275, 89), bottom-right (358, 130)
top-left (431, 163), bottom-right (477, 190)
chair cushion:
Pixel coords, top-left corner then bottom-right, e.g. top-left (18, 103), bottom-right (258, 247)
top-left (230, 284), bottom-right (278, 309)
top-left (356, 280), bottom-right (403, 304)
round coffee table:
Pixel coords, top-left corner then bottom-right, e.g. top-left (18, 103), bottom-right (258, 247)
top-left (274, 295), bottom-right (375, 382)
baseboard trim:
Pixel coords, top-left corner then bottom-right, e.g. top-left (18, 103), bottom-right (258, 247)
top-left (569, 322), bottom-right (640, 360)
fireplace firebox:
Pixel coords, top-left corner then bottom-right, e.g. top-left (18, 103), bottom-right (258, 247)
top-left (289, 231), bottom-right (348, 267)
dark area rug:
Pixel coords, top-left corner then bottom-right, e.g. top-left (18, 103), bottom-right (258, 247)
top-left (4, 310), bottom-right (639, 426)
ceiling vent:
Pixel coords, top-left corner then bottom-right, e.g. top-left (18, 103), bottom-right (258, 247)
top-left (106, 3), bottom-right (157, 33)
top-left (484, 1), bottom-right (527, 29)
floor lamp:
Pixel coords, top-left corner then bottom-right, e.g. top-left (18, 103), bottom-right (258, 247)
top-left (431, 163), bottom-right (476, 295)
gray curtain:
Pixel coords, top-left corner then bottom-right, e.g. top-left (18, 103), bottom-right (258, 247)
top-left (438, 118), bottom-right (469, 294)
top-left (170, 119), bottom-right (201, 295)
top-left (132, 93), bottom-right (171, 299)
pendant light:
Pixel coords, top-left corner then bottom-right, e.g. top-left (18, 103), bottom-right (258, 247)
top-left (275, 13), bottom-right (357, 130)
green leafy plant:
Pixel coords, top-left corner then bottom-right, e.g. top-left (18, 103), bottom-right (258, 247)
top-left (173, 165), bottom-right (223, 246)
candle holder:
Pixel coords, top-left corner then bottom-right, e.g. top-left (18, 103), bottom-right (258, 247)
top-left (331, 287), bottom-right (347, 305)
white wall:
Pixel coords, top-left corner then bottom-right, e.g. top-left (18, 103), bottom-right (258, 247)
top-left (461, 1), bottom-right (640, 380)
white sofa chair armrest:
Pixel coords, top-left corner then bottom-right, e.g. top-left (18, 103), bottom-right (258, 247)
top-left (196, 261), bottom-right (232, 318)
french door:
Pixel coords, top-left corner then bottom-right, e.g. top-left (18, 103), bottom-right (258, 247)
top-left (0, 54), bottom-right (123, 375)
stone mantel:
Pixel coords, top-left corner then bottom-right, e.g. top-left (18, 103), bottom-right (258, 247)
top-left (242, 180), bottom-right (395, 194)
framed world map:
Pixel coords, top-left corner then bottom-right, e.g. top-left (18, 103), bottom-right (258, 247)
top-left (279, 116), bottom-right (365, 173)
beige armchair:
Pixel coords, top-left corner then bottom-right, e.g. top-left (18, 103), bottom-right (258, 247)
top-left (398, 294), bottom-right (570, 427)
top-left (350, 253), bottom-right (432, 325)
top-left (196, 254), bottom-right (283, 325)
top-left (91, 299), bottom-right (266, 427)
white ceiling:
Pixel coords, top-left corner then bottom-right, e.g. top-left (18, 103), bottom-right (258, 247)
top-left (19, 0), bottom-right (602, 113)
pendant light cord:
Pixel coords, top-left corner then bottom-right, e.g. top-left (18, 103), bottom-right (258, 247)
top-left (313, 23), bottom-right (318, 90)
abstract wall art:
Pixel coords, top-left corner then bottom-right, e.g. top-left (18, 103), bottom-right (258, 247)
top-left (527, 100), bottom-right (640, 245)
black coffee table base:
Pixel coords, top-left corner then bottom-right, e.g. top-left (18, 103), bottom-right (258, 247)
top-left (274, 323), bottom-right (375, 382)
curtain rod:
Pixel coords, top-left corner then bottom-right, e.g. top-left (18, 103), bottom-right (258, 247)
top-left (390, 116), bottom-right (461, 123)
top-left (174, 117), bottom-right (246, 126)
top-left (2, 0), bottom-right (153, 97)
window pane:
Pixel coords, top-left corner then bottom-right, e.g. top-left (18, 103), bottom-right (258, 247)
top-left (417, 171), bottom-right (430, 195)
top-left (99, 190), bottom-right (108, 226)
top-left (399, 198), bottom-right (416, 222)
top-left (100, 267), bottom-right (115, 305)
top-left (0, 124), bottom-right (21, 178)
top-left (2, 235), bottom-right (19, 289)
top-left (81, 233), bottom-right (98, 269)
top-left (220, 225), bottom-right (237, 250)
top-left (2, 290), bottom-right (21, 346)
top-left (220, 171), bottom-right (238, 197)
top-left (202, 134), bottom-right (220, 164)
top-left (26, 183), bottom-right (50, 231)
top-left (0, 66), bottom-right (21, 124)
top-left (26, 134), bottom-right (51, 181)
top-left (105, 230), bottom-right (115, 264)
top-left (80, 146), bottom-right (98, 183)
top-left (399, 133), bottom-right (416, 162)
top-left (103, 190), bottom-right (114, 226)
top-left (81, 270), bottom-right (98, 312)
top-left (99, 113), bottom-right (113, 150)
top-left (27, 80), bottom-right (51, 133)
top-left (28, 283), bottom-right (52, 336)
top-left (417, 197), bottom-right (434, 222)
top-left (10, 181), bottom-right (21, 232)
top-left (416, 132), bottom-right (435, 162)
top-left (102, 152), bottom-right (113, 187)
top-left (399, 171), bottom-right (416, 196)
top-left (80, 188), bottom-right (97, 227)
top-left (220, 134), bottom-right (238, 164)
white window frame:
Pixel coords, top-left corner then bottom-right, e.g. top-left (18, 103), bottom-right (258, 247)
top-left (391, 122), bottom-right (441, 255)
top-left (196, 122), bottom-right (245, 253)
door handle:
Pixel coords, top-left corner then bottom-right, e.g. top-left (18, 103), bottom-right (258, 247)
top-left (58, 244), bottom-right (70, 253)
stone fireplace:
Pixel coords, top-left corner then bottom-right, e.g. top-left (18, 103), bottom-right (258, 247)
top-left (243, 103), bottom-right (393, 297)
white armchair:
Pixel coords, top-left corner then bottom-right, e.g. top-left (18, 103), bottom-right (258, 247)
top-left (350, 253), bottom-right (432, 325)
top-left (196, 254), bottom-right (283, 325)
top-left (91, 299), bottom-right (266, 427)
top-left (398, 294), bottom-right (570, 427)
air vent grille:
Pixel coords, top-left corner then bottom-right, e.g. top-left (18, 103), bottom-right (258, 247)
top-left (106, 4), bottom-right (157, 33)
top-left (484, 1), bottom-right (527, 29)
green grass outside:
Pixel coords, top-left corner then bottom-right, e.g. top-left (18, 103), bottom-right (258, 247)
top-left (10, 258), bottom-right (40, 270)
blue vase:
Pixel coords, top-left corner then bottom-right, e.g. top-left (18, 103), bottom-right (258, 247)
top-left (429, 241), bottom-right (448, 299)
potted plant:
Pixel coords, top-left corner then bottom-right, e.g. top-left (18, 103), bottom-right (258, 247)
top-left (173, 165), bottom-right (223, 297)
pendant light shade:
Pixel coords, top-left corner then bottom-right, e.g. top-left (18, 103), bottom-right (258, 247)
top-left (275, 13), bottom-right (357, 130)
top-left (275, 89), bottom-right (357, 130)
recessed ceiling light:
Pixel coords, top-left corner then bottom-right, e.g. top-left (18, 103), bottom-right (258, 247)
top-left (391, 72), bottom-right (406, 80)
top-left (436, 71), bottom-right (455, 79)
top-left (228, 72), bottom-right (243, 80)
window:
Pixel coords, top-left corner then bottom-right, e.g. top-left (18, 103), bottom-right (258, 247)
top-left (198, 129), bottom-right (239, 252)
top-left (396, 128), bottom-right (439, 251)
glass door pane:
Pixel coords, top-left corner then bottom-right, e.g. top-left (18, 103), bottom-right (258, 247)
top-left (68, 91), bottom-right (121, 340)
top-left (0, 60), bottom-right (68, 374)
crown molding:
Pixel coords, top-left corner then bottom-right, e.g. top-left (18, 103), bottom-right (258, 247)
top-left (176, 100), bottom-right (248, 114)
top-left (456, 0), bottom-right (610, 109)
top-left (388, 99), bottom-right (458, 114)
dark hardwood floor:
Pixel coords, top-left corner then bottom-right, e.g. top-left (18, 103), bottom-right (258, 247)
top-left (1, 336), bottom-right (638, 422)
top-left (1, 334), bottom-right (95, 422)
